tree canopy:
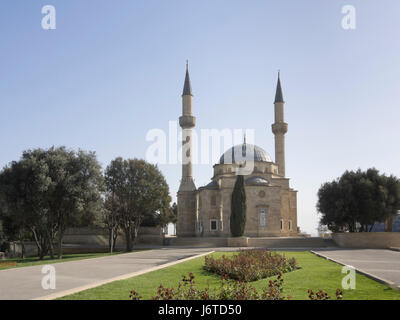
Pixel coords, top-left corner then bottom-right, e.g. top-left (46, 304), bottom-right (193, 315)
top-left (0, 147), bottom-right (104, 258)
top-left (104, 158), bottom-right (171, 251)
top-left (317, 168), bottom-right (400, 232)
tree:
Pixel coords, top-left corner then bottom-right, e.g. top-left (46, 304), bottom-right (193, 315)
top-left (105, 158), bottom-right (171, 251)
top-left (317, 168), bottom-right (400, 232)
top-left (103, 195), bottom-right (123, 253)
top-left (0, 158), bottom-right (52, 259)
top-left (0, 147), bottom-right (104, 259)
top-left (230, 174), bottom-right (247, 237)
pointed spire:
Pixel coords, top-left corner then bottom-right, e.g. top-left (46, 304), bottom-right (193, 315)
top-left (242, 133), bottom-right (247, 157)
top-left (182, 60), bottom-right (193, 96)
top-left (274, 70), bottom-right (284, 103)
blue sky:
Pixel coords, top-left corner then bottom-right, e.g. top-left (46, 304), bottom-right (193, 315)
top-left (1, 1), bottom-right (400, 235)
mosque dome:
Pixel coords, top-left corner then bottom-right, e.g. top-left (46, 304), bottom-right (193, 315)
top-left (219, 143), bottom-right (272, 164)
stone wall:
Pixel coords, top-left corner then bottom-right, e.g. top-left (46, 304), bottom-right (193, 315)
top-left (7, 241), bottom-right (38, 258)
top-left (332, 232), bottom-right (400, 249)
top-left (169, 236), bottom-right (332, 248)
top-left (63, 226), bottom-right (164, 246)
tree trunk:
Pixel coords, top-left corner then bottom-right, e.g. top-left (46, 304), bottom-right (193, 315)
top-left (385, 216), bottom-right (394, 232)
top-left (133, 225), bottom-right (139, 245)
top-left (48, 232), bottom-right (54, 260)
top-left (57, 229), bottom-right (64, 259)
top-left (125, 227), bottom-right (132, 252)
top-left (31, 228), bottom-right (42, 259)
top-left (112, 231), bottom-right (118, 252)
top-left (21, 241), bottom-right (25, 259)
top-left (39, 240), bottom-right (47, 260)
top-left (109, 228), bottom-right (114, 254)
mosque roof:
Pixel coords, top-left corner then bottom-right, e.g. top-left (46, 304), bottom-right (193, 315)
top-left (204, 180), bottom-right (219, 190)
top-left (219, 143), bottom-right (272, 164)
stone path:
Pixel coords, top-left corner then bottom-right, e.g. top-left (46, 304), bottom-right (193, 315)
top-left (0, 248), bottom-right (213, 300)
top-left (312, 249), bottom-right (400, 289)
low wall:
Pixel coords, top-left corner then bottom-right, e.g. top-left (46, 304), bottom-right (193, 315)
top-left (168, 236), bottom-right (333, 248)
top-left (4, 227), bottom-right (165, 257)
top-left (63, 226), bottom-right (164, 246)
top-left (332, 232), bottom-right (400, 249)
top-left (7, 241), bottom-right (38, 258)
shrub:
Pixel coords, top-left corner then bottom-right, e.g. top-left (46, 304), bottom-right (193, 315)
top-left (203, 249), bottom-right (297, 282)
top-left (130, 272), bottom-right (343, 300)
top-left (308, 288), bottom-right (343, 300)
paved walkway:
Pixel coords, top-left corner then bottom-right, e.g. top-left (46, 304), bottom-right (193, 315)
top-left (312, 249), bottom-right (400, 289)
top-left (0, 248), bottom-right (213, 300)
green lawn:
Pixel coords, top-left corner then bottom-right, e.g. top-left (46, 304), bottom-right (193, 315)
top-left (0, 252), bottom-right (129, 270)
top-left (60, 251), bottom-right (400, 300)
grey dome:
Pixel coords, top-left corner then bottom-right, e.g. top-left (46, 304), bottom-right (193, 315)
top-left (245, 176), bottom-right (269, 186)
top-left (219, 144), bottom-right (272, 164)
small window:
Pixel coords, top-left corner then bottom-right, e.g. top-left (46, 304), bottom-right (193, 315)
top-left (288, 220), bottom-right (292, 231)
top-left (280, 219), bottom-right (284, 230)
top-left (210, 219), bottom-right (218, 231)
top-left (259, 209), bottom-right (266, 227)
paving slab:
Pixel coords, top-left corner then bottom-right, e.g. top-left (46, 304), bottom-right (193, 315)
top-left (0, 248), bottom-right (213, 300)
top-left (312, 248), bottom-right (400, 290)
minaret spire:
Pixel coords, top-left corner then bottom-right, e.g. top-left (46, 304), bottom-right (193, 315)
top-left (274, 70), bottom-right (284, 103)
top-left (272, 71), bottom-right (288, 177)
top-left (182, 60), bottom-right (193, 96)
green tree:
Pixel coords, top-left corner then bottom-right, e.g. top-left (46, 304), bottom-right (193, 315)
top-left (105, 158), bottom-right (171, 251)
top-left (0, 147), bottom-right (104, 259)
top-left (103, 195), bottom-right (123, 253)
top-left (317, 168), bottom-right (400, 232)
top-left (0, 158), bottom-right (52, 259)
top-left (230, 174), bottom-right (247, 237)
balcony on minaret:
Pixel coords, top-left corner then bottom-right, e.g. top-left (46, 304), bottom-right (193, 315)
top-left (272, 122), bottom-right (288, 135)
top-left (179, 115), bottom-right (196, 128)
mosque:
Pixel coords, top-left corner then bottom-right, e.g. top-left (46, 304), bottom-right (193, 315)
top-left (177, 64), bottom-right (298, 237)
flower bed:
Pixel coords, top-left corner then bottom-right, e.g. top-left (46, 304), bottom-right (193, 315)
top-left (130, 272), bottom-right (343, 300)
top-left (203, 249), bottom-right (297, 282)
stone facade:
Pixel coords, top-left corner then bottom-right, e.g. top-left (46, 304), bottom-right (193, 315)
top-left (177, 67), bottom-right (298, 238)
top-left (195, 161), bottom-right (298, 237)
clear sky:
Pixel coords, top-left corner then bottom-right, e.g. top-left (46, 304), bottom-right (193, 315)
top-left (1, 1), bottom-right (400, 235)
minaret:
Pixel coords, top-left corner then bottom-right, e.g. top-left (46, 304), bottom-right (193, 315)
top-left (271, 72), bottom-right (288, 177)
top-left (179, 61), bottom-right (196, 191)
top-left (177, 61), bottom-right (196, 237)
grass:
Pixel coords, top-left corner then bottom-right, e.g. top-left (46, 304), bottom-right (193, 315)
top-left (0, 251), bottom-right (130, 270)
top-left (60, 251), bottom-right (400, 300)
